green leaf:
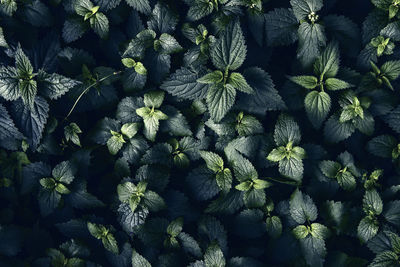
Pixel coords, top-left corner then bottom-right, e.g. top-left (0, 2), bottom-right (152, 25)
top-left (237, 67), bottom-right (286, 115)
top-left (299, 235), bottom-right (326, 267)
top-left (235, 181), bottom-right (253, 191)
top-left (55, 183), bottom-right (71, 195)
top-left (90, 12), bottom-right (109, 39)
top-left (243, 188), bottom-right (266, 208)
top-left (167, 217), bottom-right (184, 237)
top-left (304, 91), bottom-right (331, 129)
top-left (290, 189), bottom-right (318, 224)
top-left (289, 75), bottom-right (319, 89)
top-left (87, 222), bottom-right (104, 239)
top-left (266, 216), bottom-right (282, 239)
top-left (358, 217), bottom-right (379, 243)
top-left (216, 168), bottom-right (232, 192)
top-left (319, 160), bottom-right (341, 178)
top-left (158, 33), bottom-right (183, 54)
top-left (325, 78), bottom-right (353, 91)
top-left (117, 182), bottom-right (136, 203)
top-left (122, 58), bottom-right (136, 68)
top-left (143, 190), bottom-right (165, 212)
top-left (0, 66), bottom-right (20, 102)
top-left (107, 135), bottom-right (124, 155)
top-left (381, 60), bottom-right (400, 80)
top-left (121, 123), bottom-right (139, 139)
top-left (267, 147), bottom-right (286, 162)
top-left (52, 161), bottom-right (75, 184)
top-left (187, 0), bottom-right (214, 21)
top-left (227, 72), bottom-right (254, 94)
top-left (210, 20), bottom-right (246, 71)
top-left (279, 157), bottom-right (304, 181)
top-left (197, 71), bottom-right (224, 84)
top-left (62, 17), bottom-right (89, 43)
top-left (15, 45), bottom-right (33, 76)
top-left (310, 223), bottom-right (329, 239)
top-left (125, 0), bottom-right (151, 14)
top-left (290, 0), bottom-right (323, 21)
top-left (265, 8), bottom-right (299, 46)
top-left (370, 251), bottom-right (399, 267)
top-left (232, 155), bottom-right (258, 182)
top-left (324, 115), bottom-right (355, 143)
top-left (367, 135), bottom-right (397, 158)
top-left (363, 189), bottom-right (383, 215)
top-left (143, 91), bottom-right (165, 108)
top-left (64, 123), bottom-right (82, 146)
top-left (293, 225), bottom-right (309, 239)
top-left (132, 249), bottom-right (152, 267)
top-left (102, 233), bottom-right (119, 254)
top-left (199, 151), bottom-right (224, 173)
top-left (274, 114), bottom-right (301, 146)
top-left (19, 79), bottom-right (37, 108)
top-left (314, 42), bottom-right (340, 79)
top-left (38, 71), bottom-right (81, 100)
top-left (204, 243), bottom-right (226, 267)
top-left (161, 67), bottom-right (209, 100)
top-left (253, 179), bottom-right (272, 190)
top-left (297, 22), bottom-right (326, 67)
top-left (206, 83), bottom-right (236, 122)
top-left (336, 171), bottom-right (356, 191)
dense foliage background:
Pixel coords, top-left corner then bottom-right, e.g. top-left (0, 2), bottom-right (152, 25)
top-left (1, 0), bottom-right (400, 266)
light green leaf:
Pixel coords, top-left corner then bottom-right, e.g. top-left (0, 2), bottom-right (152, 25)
top-left (267, 147), bottom-right (286, 162)
top-left (204, 243), bottom-right (226, 267)
top-left (199, 151), bottom-right (224, 173)
top-left (325, 78), bottom-right (353, 91)
top-left (107, 135), bottom-right (124, 155)
top-left (293, 225), bottom-right (309, 239)
top-left (143, 91), bottom-right (165, 108)
top-left (289, 75), bottom-right (319, 89)
top-left (102, 233), bottom-right (119, 254)
top-left (197, 71), bottom-right (224, 84)
top-left (227, 72), bottom-right (254, 94)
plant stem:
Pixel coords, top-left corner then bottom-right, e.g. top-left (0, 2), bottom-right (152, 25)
top-left (65, 71), bottom-right (122, 120)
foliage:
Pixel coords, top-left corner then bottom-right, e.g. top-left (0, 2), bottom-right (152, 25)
top-left (0, 0), bottom-right (399, 266)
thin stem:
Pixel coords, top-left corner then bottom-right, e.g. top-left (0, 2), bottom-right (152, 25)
top-left (65, 71), bottom-right (122, 120)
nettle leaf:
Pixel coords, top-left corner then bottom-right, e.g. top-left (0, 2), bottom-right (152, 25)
top-left (161, 67), bottom-right (209, 100)
top-left (125, 0), bottom-right (151, 14)
top-left (265, 8), bottom-right (299, 46)
top-left (204, 243), bottom-right (226, 267)
top-left (297, 22), bottom-right (326, 67)
top-left (210, 20), bottom-right (246, 71)
top-left (11, 96), bottom-right (49, 149)
top-left (0, 103), bottom-right (23, 150)
top-left (304, 91), bottom-right (331, 129)
top-left (237, 67), bottom-right (285, 114)
top-left (206, 83), bottom-right (236, 122)
top-left (290, 189), bottom-right (318, 224)
top-left (274, 114), bottom-right (301, 146)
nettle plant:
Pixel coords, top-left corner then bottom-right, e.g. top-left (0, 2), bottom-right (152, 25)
top-left (63, 0), bottom-right (109, 42)
top-left (267, 114), bottom-right (306, 181)
top-left (266, 0), bottom-right (359, 66)
top-left (289, 43), bottom-right (354, 129)
top-left (3, 0), bottom-right (400, 266)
